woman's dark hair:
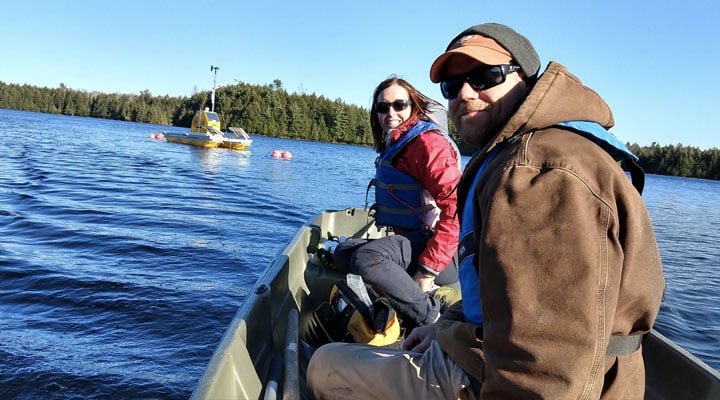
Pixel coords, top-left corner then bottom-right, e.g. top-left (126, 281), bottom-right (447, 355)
top-left (370, 76), bottom-right (444, 153)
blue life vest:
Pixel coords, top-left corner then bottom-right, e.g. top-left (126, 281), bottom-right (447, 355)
top-left (369, 120), bottom-right (460, 230)
top-left (459, 121), bottom-right (643, 324)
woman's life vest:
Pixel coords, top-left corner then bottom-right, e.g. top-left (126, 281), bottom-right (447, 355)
top-left (459, 121), bottom-right (645, 325)
top-left (368, 120), bottom-right (460, 231)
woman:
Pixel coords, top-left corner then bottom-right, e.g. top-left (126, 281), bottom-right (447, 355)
top-left (335, 77), bottom-right (462, 328)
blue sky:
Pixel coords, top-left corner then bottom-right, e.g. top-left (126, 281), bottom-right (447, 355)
top-left (3, 0), bottom-right (718, 149)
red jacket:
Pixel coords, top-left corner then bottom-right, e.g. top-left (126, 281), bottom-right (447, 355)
top-left (388, 117), bottom-right (461, 273)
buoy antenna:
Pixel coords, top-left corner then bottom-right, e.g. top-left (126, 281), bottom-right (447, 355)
top-left (210, 65), bottom-right (220, 112)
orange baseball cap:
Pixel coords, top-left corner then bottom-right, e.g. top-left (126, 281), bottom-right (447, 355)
top-left (430, 23), bottom-right (540, 83)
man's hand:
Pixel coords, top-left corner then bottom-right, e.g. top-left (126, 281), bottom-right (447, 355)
top-left (402, 323), bottom-right (436, 353)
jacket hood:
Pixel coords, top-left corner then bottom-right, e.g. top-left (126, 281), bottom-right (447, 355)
top-left (460, 61), bottom-right (617, 209)
top-left (487, 61), bottom-right (614, 152)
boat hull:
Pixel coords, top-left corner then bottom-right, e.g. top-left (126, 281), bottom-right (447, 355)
top-left (164, 132), bottom-right (223, 148)
top-left (190, 208), bottom-right (720, 400)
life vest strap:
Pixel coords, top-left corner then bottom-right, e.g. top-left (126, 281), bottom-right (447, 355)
top-left (621, 158), bottom-right (645, 194)
top-left (373, 181), bottom-right (424, 191)
top-left (606, 334), bottom-right (644, 356)
top-left (374, 204), bottom-right (435, 216)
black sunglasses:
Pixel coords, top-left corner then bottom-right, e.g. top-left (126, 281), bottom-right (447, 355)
top-left (376, 100), bottom-right (412, 114)
top-left (440, 65), bottom-right (521, 100)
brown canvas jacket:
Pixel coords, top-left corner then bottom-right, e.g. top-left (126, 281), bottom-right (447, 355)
top-left (436, 62), bottom-right (665, 399)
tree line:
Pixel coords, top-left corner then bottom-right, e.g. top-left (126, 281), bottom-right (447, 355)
top-left (0, 80), bottom-right (374, 146)
top-left (1, 80), bottom-right (718, 180)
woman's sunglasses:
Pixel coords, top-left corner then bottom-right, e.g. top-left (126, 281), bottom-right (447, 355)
top-left (440, 64), bottom-right (521, 100)
top-left (376, 100), bottom-right (412, 114)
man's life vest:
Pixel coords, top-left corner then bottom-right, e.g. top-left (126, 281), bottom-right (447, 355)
top-left (458, 121), bottom-right (645, 356)
top-left (368, 120), bottom-right (460, 230)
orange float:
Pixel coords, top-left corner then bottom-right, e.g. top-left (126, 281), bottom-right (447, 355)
top-left (271, 150), bottom-right (293, 159)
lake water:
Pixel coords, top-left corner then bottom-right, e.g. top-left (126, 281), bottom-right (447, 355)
top-left (1, 109), bottom-right (718, 399)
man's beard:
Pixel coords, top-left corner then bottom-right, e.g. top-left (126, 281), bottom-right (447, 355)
top-left (452, 100), bottom-right (496, 147)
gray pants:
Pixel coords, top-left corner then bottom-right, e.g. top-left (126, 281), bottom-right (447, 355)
top-left (333, 231), bottom-right (457, 327)
top-left (308, 341), bottom-right (477, 400)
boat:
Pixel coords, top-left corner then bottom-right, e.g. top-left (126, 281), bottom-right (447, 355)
top-left (190, 208), bottom-right (720, 400)
top-left (165, 66), bottom-right (252, 151)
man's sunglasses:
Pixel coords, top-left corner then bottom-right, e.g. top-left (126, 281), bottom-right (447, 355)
top-left (376, 100), bottom-right (412, 114)
top-left (440, 64), bottom-right (521, 100)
